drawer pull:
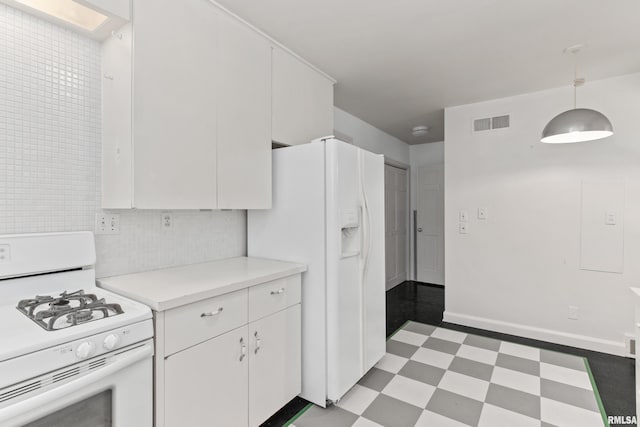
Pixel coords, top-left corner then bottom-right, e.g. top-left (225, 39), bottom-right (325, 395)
top-left (270, 288), bottom-right (285, 295)
top-left (201, 307), bottom-right (224, 317)
top-left (254, 331), bottom-right (261, 354)
top-left (239, 337), bottom-right (246, 362)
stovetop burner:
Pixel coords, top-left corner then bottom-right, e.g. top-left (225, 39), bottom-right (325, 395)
top-left (17, 289), bottom-right (124, 331)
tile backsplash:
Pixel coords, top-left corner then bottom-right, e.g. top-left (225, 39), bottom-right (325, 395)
top-left (0, 5), bottom-right (246, 278)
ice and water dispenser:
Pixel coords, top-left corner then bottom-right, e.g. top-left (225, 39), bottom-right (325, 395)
top-left (340, 207), bottom-right (362, 258)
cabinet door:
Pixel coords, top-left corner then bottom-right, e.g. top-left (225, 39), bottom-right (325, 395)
top-left (272, 47), bottom-right (334, 146)
top-left (217, 14), bottom-right (272, 209)
top-left (101, 23), bottom-right (132, 209)
top-left (165, 326), bottom-right (249, 427)
top-left (249, 305), bottom-right (301, 426)
top-left (132, 0), bottom-right (218, 209)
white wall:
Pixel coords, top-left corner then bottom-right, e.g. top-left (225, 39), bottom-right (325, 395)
top-left (444, 73), bottom-right (640, 355)
top-left (409, 142), bottom-right (444, 280)
top-left (0, 5), bottom-right (246, 278)
top-left (334, 107), bottom-right (410, 165)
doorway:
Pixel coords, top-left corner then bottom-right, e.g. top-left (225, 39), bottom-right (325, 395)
top-left (415, 164), bottom-right (444, 285)
top-left (385, 164), bottom-right (408, 290)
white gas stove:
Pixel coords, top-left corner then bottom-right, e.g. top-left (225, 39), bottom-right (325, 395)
top-left (0, 232), bottom-right (153, 427)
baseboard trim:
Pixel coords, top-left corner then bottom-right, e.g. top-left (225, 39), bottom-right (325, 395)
top-left (443, 311), bottom-right (626, 357)
top-left (385, 276), bottom-right (405, 291)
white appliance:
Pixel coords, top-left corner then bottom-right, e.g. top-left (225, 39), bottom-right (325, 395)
top-left (0, 232), bottom-right (154, 427)
top-left (248, 137), bottom-right (386, 407)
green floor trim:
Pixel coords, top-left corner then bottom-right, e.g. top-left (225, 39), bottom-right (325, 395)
top-left (584, 357), bottom-right (610, 427)
top-left (283, 402), bottom-right (313, 427)
top-left (387, 320), bottom-right (411, 340)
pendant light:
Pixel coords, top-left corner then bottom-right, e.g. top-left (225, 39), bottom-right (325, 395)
top-left (541, 45), bottom-right (613, 144)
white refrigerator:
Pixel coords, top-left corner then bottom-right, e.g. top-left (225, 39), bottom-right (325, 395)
top-left (248, 137), bottom-right (386, 407)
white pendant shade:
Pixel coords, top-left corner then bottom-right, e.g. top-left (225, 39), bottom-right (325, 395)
top-left (541, 108), bottom-right (613, 144)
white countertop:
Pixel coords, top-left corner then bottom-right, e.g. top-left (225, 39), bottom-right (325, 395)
top-left (97, 257), bottom-right (307, 311)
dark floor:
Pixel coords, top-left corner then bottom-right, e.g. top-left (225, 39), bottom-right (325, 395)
top-left (262, 281), bottom-right (636, 427)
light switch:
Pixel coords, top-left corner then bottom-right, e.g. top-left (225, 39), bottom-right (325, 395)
top-left (459, 223), bottom-right (468, 234)
top-left (459, 210), bottom-right (469, 222)
top-left (478, 208), bottom-right (488, 220)
top-left (605, 211), bottom-right (617, 226)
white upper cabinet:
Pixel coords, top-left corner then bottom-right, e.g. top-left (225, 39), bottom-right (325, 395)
top-left (217, 13), bottom-right (272, 209)
top-left (132, 0), bottom-right (219, 209)
top-left (272, 47), bottom-right (335, 146)
top-left (102, 1), bottom-right (335, 209)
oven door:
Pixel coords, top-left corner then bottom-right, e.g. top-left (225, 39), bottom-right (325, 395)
top-left (0, 340), bottom-right (153, 427)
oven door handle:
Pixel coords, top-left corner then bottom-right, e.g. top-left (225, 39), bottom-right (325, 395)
top-left (0, 342), bottom-right (153, 425)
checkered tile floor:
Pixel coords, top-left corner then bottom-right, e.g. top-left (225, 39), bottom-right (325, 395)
top-left (291, 321), bottom-right (606, 427)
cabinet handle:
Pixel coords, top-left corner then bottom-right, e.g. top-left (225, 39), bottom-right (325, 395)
top-left (201, 307), bottom-right (224, 317)
top-left (270, 288), bottom-right (285, 295)
top-left (239, 337), bottom-right (246, 362)
top-left (254, 331), bottom-right (261, 355)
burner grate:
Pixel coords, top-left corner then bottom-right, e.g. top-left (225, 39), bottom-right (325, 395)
top-left (16, 290), bottom-right (123, 331)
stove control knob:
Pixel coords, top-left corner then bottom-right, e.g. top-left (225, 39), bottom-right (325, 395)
top-left (103, 334), bottom-right (120, 351)
top-left (76, 341), bottom-right (96, 359)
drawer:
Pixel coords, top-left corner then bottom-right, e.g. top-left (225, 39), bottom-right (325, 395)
top-left (165, 289), bottom-right (248, 356)
top-left (249, 274), bottom-right (301, 322)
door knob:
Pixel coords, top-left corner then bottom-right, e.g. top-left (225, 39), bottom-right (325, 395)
top-left (417, 227), bottom-right (423, 232)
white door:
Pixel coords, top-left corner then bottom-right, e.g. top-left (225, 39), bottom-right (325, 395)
top-left (385, 165), bottom-right (407, 290)
top-left (132, 0), bottom-right (218, 209)
top-left (360, 150), bottom-right (386, 373)
top-left (325, 140), bottom-right (363, 403)
top-left (416, 164), bottom-right (444, 285)
top-left (271, 47), bottom-right (334, 146)
top-left (217, 13), bottom-right (272, 209)
top-left (248, 305), bottom-right (301, 426)
top-left (165, 327), bottom-right (249, 427)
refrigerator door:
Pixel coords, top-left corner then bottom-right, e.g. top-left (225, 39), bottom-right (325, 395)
top-left (360, 149), bottom-right (386, 372)
top-left (247, 142), bottom-right (327, 407)
top-left (325, 140), bottom-right (364, 403)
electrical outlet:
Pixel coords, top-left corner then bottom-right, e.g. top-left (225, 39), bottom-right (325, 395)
top-left (478, 208), bottom-right (488, 220)
top-left (459, 223), bottom-right (468, 234)
top-left (95, 214), bottom-right (120, 235)
top-left (162, 213), bottom-right (172, 229)
top-left (568, 305), bottom-right (579, 320)
top-left (0, 244), bottom-right (11, 263)
top-left (459, 210), bottom-right (469, 222)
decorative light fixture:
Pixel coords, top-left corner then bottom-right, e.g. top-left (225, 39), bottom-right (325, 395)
top-left (10, 0), bottom-right (108, 31)
top-left (412, 125), bottom-right (430, 137)
top-left (541, 45), bottom-right (613, 144)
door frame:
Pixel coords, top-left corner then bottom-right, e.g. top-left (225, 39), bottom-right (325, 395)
top-left (384, 159), bottom-right (410, 290)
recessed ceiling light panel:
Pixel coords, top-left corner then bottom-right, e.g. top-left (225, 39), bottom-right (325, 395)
top-left (11, 0), bottom-right (108, 31)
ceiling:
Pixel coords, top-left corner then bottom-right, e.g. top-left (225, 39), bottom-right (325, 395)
top-left (216, 0), bottom-right (640, 144)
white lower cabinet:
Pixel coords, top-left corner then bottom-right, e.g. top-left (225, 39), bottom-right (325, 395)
top-left (165, 326), bottom-right (249, 427)
top-left (154, 274), bottom-right (302, 427)
top-left (249, 305), bottom-right (301, 426)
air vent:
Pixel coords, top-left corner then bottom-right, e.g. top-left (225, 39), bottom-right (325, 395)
top-left (492, 115), bottom-right (510, 129)
top-left (0, 355), bottom-right (114, 405)
top-left (472, 115), bottom-right (511, 133)
top-left (473, 118), bottom-right (491, 132)
top-left (89, 358), bottom-right (107, 370)
top-left (53, 367), bottom-right (80, 383)
top-left (0, 380), bottom-right (42, 403)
